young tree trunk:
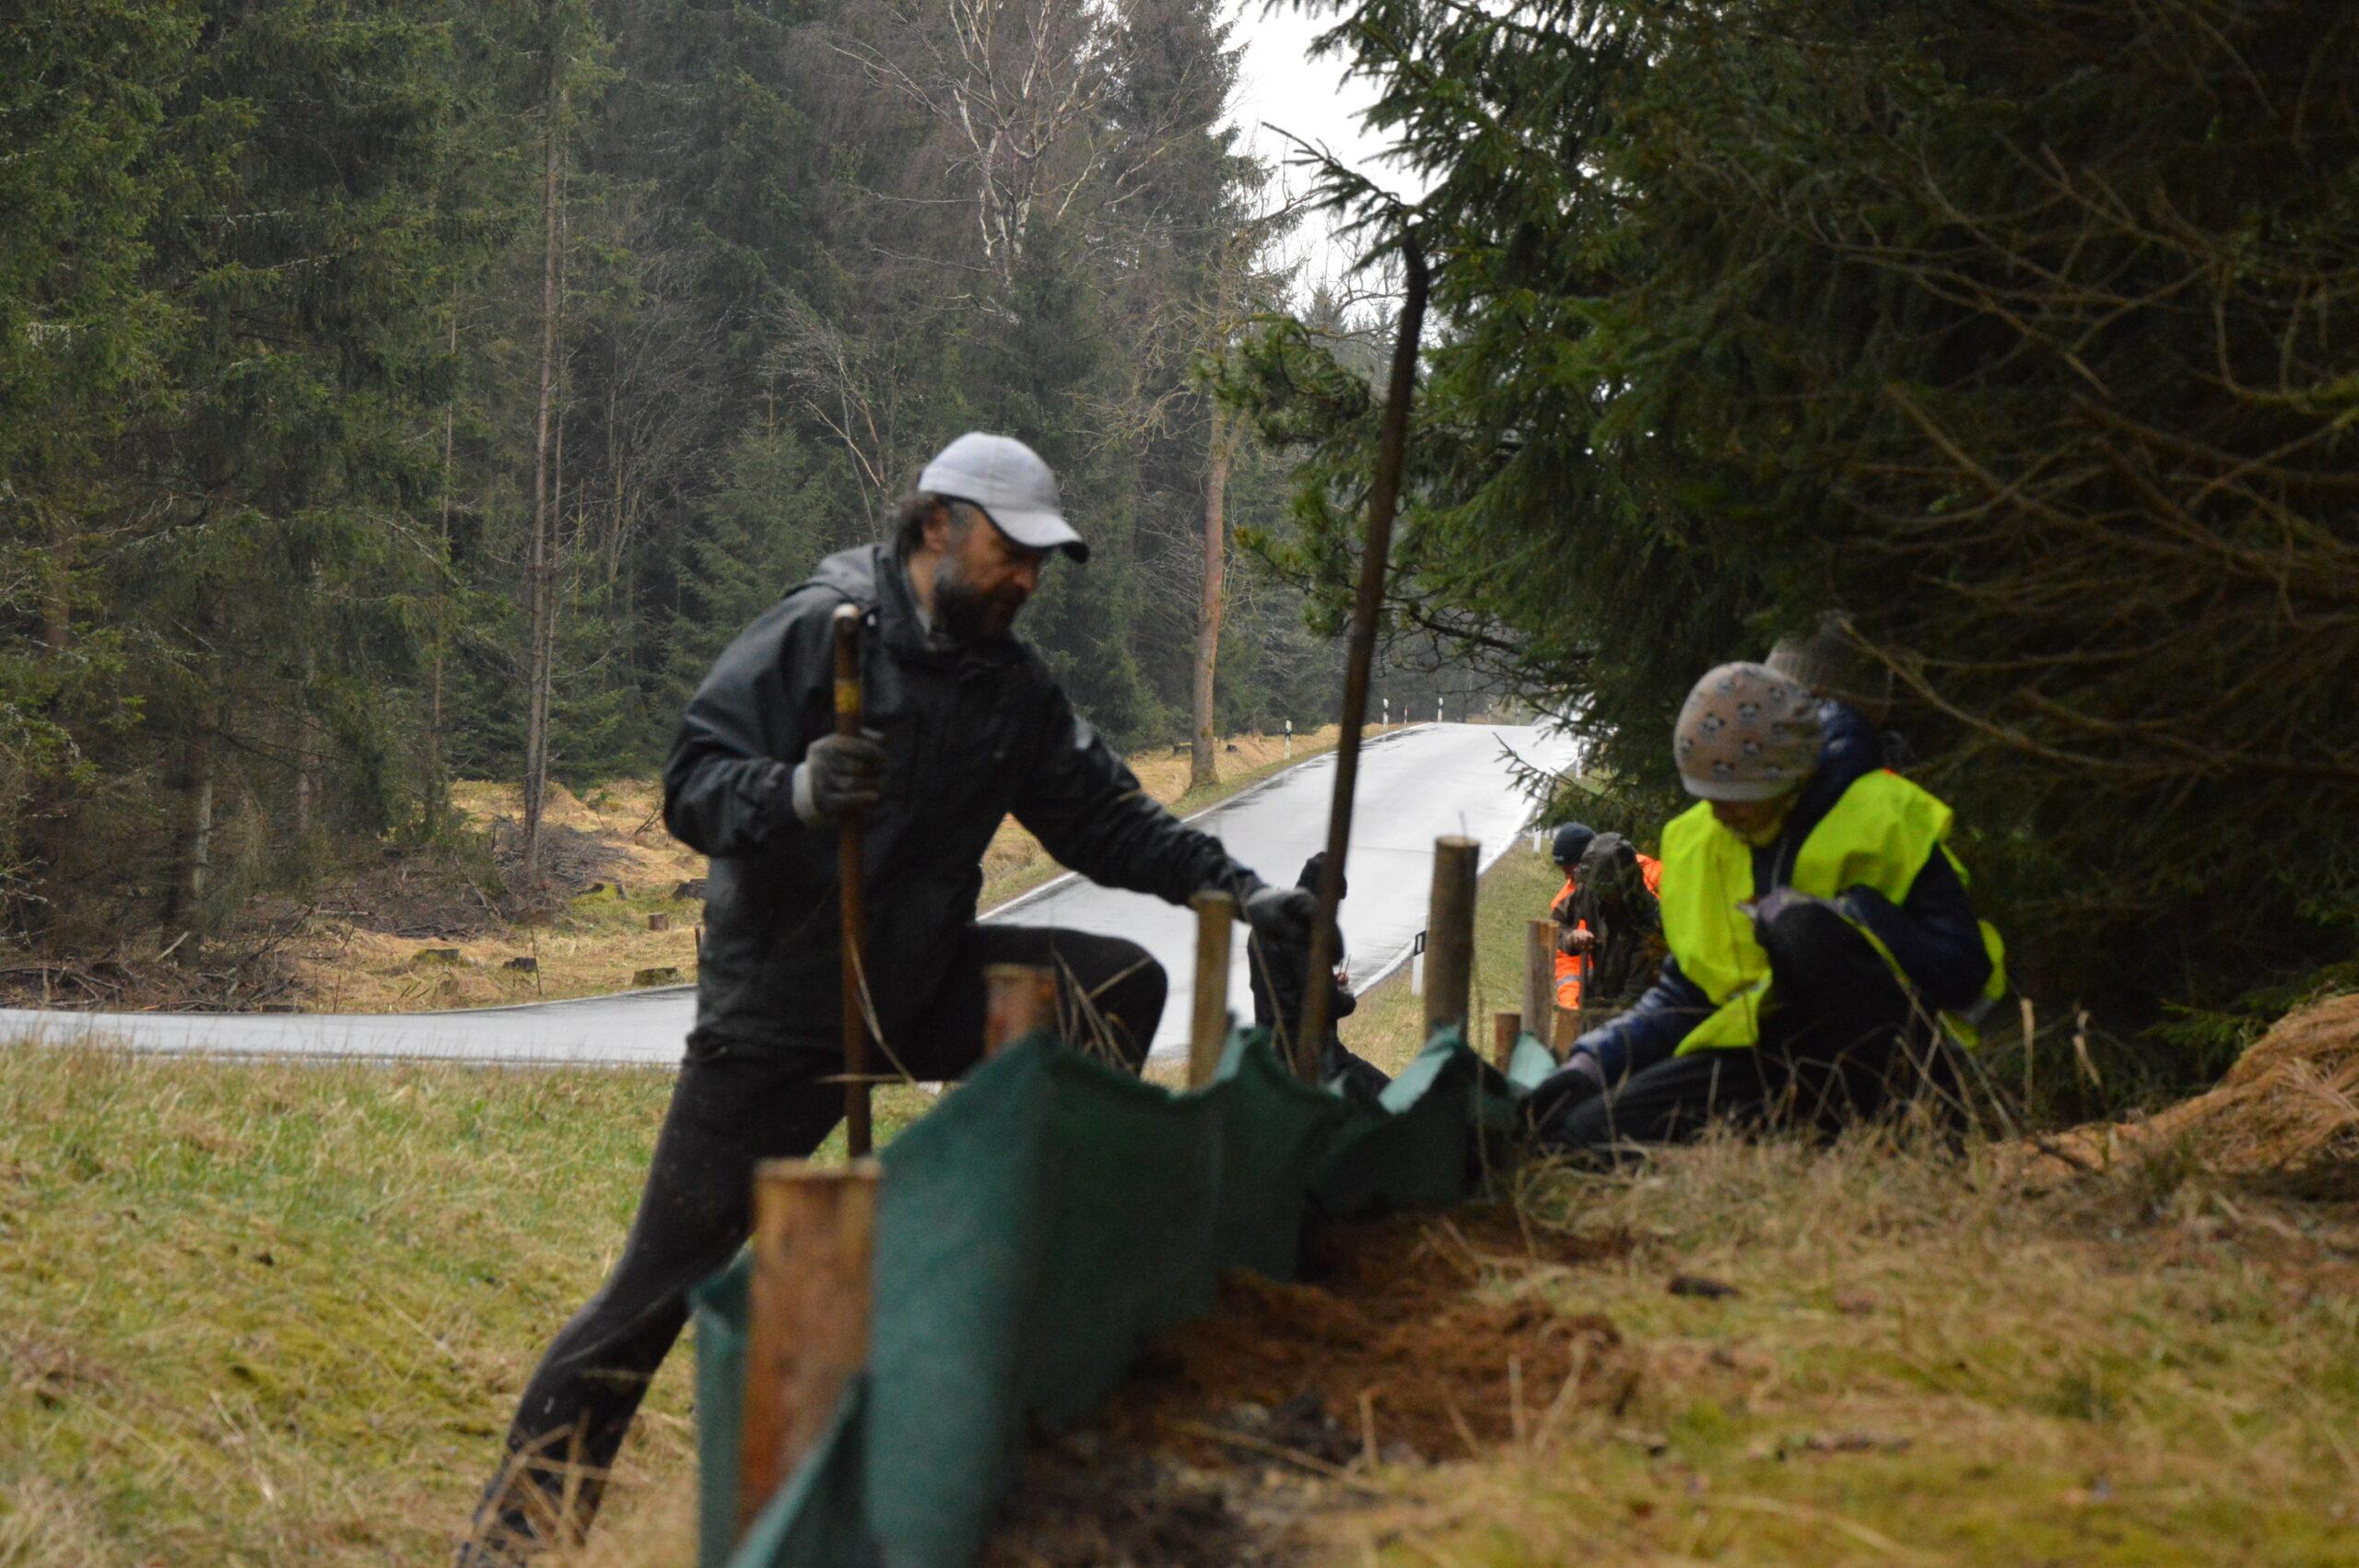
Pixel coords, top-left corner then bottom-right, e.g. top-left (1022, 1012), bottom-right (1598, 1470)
top-left (41, 506), bottom-right (72, 655)
top-left (294, 621), bottom-right (318, 848)
top-left (521, 27), bottom-right (564, 878)
top-left (426, 306), bottom-right (458, 842)
top-left (1189, 400), bottom-right (1231, 790)
top-left (164, 716), bottom-right (217, 931)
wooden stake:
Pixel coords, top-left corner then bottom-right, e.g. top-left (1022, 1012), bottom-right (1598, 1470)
top-left (832, 604), bottom-right (871, 1158)
top-left (1423, 836), bottom-right (1480, 1038)
top-left (1493, 1011), bottom-right (1522, 1073)
top-left (1523, 919), bottom-right (1558, 1057)
top-left (1188, 891), bottom-right (1235, 1087)
top-left (982, 963), bottom-right (1057, 1055)
top-left (738, 1159), bottom-right (877, 1539)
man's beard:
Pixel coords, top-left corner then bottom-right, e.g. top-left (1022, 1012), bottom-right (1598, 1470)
top-left (933, 560), bottom-right (1024, 643)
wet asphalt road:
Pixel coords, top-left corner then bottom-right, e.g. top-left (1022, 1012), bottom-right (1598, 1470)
top-left (0, 722), bottom-right (1577, 1067)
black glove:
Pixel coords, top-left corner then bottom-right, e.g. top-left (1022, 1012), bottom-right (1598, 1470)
top-left (1744, 884), bottom-right (1826, 936)
top-left (1526, 1050), bottom-right (1605, 1136)
top-left (1241, 883), bottom-right (1317, 947)
top-left (793, 729), bottom-right (886, 823)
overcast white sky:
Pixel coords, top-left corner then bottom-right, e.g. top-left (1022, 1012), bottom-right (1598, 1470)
top-left (1223, 0), bottom-right (1423, 286)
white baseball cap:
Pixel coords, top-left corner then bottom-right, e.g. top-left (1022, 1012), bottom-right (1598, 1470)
top-left (917, 432), bottom-right (1088, 562)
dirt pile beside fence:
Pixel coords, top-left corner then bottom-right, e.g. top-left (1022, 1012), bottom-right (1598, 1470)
top-left (1132, 1208), bottom-right (1637, 1464)
top-left (979, 1207), bottom-right (1638, 1568)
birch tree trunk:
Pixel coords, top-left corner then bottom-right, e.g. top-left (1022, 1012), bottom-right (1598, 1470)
top-left (1189, 399), bottom-right (1230, 790)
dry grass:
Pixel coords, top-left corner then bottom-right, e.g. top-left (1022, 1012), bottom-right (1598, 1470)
top-left (1312, 1122), bottom-right (2359, 1565)
top-left (281, 778), bottom-right (705, 1013)
top-left (277, 728), bottom-right (1357, 1016)
top-left (1317, 858), bottom-right (2359, 1564)
top-left (1215, 845), bottom-right (2359, 1563)
top-left (2032, 993), bottom-right (2359, 1200)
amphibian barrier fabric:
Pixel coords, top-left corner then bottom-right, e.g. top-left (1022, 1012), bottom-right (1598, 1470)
top-left (693, 1026), bottom-right (1551, 1568)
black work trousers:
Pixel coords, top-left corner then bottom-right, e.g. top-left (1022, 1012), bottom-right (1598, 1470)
top-left (1548, 898), bottom-right (1958, 1158)
top-left (461, 922), bottom-right (1165, 1562)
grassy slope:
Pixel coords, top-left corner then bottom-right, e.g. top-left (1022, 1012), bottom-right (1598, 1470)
top-left (0, 1053), bottom-right (686, 1565)
top-left (1358, 1137), bottom-right (2359, 1565)
top-left (7, 847), bottom-right (2354, 1566)
top-left (0, 1049), bottom-right (954, 1566)
top-left (1343, 854), bottom-right (2359, 1566)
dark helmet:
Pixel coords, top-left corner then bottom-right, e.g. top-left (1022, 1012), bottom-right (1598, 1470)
top-left (1551, 822), bottom-right (1597, 869)
top-left (1297, 851), bottom-right (1346, 902)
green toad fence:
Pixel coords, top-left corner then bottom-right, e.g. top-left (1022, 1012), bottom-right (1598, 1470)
top-left (692, 1022), bottom-right (1557, 1568)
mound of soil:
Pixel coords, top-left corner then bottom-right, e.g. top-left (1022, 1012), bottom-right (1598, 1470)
top-left (982, 1207), bottom-right (1636, 1566)
top-left (1135, 1210), bottom-right (1634, 1464)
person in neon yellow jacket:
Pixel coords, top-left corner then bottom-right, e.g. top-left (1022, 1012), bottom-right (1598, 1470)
top-left (1532, 661), bottom-right (2004, 1155)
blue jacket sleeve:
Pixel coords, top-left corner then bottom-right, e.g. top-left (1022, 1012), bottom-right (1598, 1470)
top-left (1571, 954), bottom-right (1713, 1083)
top-left (1836, 848), bottom-right (1992, 1011)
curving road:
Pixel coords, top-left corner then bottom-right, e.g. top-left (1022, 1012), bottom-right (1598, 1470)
top-left (0, 723), bottom-right (1577, 1068)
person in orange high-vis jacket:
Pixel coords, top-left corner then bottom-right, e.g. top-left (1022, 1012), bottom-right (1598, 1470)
top-left (1548, 823), bottom-right (1661, 1008)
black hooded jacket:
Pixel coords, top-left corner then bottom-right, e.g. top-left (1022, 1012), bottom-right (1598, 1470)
top-left (664, 542), bottom-right (1257, 1054)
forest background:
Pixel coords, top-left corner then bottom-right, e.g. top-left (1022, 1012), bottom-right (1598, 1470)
top-left (0, 0), bottom-right (1492, 965)
top-left (8, 0), bottom-right (2357, 1094)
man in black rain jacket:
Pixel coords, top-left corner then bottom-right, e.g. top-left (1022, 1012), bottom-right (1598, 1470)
top-left (461, 432), bottom-right (1315, 1562)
